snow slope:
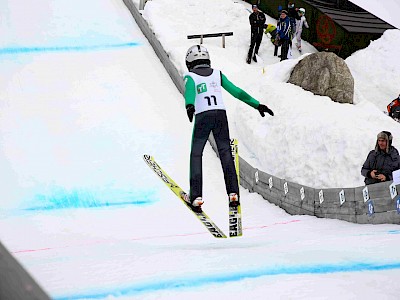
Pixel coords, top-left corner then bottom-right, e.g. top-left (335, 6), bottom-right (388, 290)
top-left (0, 1), bottom-right (399, 299)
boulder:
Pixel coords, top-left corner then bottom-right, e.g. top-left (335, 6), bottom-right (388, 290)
top-left (288, 52), bottom-right (354, 104)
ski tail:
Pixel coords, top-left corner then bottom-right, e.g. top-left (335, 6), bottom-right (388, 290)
top-left (229, 139), bottom-right (243, 237)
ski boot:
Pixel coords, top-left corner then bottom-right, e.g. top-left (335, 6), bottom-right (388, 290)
top-left (191, 197), bottom-right (204, 212)
top-left (252, 55), bottom-right (257, 62)
top-left (181, 192), bottom-right (204, 212)
top-left (228, 193), bottom-right (240, 207)
top-left (246, 56), bottom-right (251, 64)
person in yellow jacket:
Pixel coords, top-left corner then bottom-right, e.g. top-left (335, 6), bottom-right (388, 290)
top-left (264, 23), bottom-right (280, 56)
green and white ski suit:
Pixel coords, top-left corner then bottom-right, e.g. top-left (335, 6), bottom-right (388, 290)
top-left (184, 67), bottom-right (260, 201)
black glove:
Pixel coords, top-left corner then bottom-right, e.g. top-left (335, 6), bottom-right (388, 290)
top-left (257, 104), bottom-right (274, 117)
top-left (186, 104), bottom-right (195, 122)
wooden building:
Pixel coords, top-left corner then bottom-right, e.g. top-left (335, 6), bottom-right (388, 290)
top-left (247, 0), bottom-right (395, 58)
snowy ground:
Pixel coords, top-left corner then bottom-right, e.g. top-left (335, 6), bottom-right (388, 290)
top-left (139, 0), bottom-right (400, 188)
top-left (0, 0), bottom-right (400, 299)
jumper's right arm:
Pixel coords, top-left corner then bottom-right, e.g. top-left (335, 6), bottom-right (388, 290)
top-left (184, 75), bottom-right (196, 122)
top-left (184, 75), bottom-right (196, 107)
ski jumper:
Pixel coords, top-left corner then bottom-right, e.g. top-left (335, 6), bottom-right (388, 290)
top-left (184, 67), bottom-right (260, 201)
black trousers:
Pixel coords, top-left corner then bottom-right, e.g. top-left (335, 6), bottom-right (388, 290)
top-left (190, 110), bottom-right (239, 201)
top-left (280, 39), bottom-right (290, 61)
top-left (274, 44), bottom-right (279, 56)
top-left (248, 31), bottom-right (263, 59)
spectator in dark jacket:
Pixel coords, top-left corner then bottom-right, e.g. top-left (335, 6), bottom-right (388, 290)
top-left (361, 131), bottom-right (400, 185)
top-left (273, 5), bottom-right (283, 56)
top-left (277, 10), bottom-right (291, 61)
top-left (247, 4), bottom-right (266, 64)
top-left (287, 2), bottom-right (300, 37)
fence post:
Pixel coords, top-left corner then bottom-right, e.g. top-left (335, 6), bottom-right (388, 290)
top-left (222, 34), bottom-right (226, 48)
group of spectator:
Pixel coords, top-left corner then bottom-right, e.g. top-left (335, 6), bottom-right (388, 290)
top-left (246, 2), bottom-right (309, 63)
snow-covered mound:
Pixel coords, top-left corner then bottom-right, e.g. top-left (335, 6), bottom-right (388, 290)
top-left (346, 29), bottom-right (400, 111)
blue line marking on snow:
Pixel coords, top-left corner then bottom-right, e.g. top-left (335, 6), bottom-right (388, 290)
top-left (355, 229), bottom-right (400, 236)
top-left (23, 188), bottom-right (157, 211)
top-left (55, 261), bottom-right (400, 299)
top-left (24, 200), bottom-right (153, 211)
top-left (0, 42), bottom-right (141, 55)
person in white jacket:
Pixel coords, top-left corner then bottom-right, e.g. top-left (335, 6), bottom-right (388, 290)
top-left (295, 8), bottom-right (309, 52)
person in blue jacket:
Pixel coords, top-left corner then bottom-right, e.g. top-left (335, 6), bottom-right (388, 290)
top-left (277, 10), bottom-right (291, 61)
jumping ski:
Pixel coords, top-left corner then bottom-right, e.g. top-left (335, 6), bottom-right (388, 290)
top-left (143, 155), bottom-right (227, 238)
top-left (229, 138), bottom-right (243, 237)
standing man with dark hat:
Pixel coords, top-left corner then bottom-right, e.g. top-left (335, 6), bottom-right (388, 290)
top-left (247, 4), bottom-right (266, 64)
top-left (361, 131), bottom-right (400, 185)
top-left (287, 2), bottom-right (301, 38)
top-left (183, 45), bottom-right (274, 211)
